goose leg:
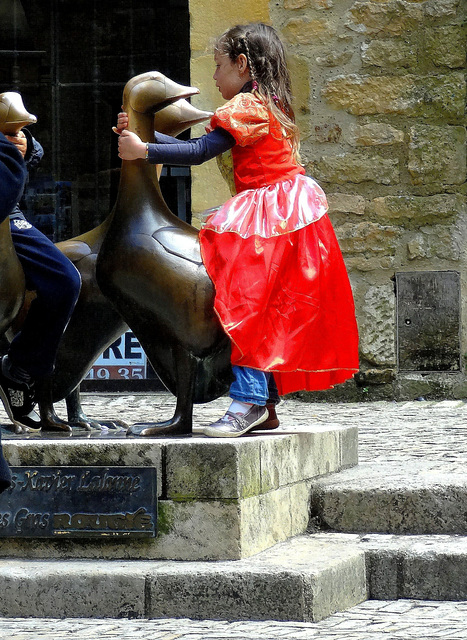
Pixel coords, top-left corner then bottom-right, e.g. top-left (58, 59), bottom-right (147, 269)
top-left (127, 345), bottom-right (195, 437)
top-left (36, 377), bottom-right (72, 433)
top-left (65, 386), bottom-right (95, 431)
top-left (65, 385), bottom-right (128, 431)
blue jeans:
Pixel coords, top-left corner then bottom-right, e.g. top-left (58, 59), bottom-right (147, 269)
top-left (230, 366), bottom-right (280, 406)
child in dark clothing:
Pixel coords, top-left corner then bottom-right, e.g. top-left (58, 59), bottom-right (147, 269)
top-left (0, 132), bottom-right (25, 219)
top-left (0, 93), bottom-right (81, 433)
top-left (0, 130), bottom-right (24, 486)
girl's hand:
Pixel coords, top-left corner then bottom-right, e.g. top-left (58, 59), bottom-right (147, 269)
top-left (6, 131), bottom-right (27, 157)
top-left (112, 111), bottom-right (129, 135)
top-left (117, 129), bottom-right (146, 160)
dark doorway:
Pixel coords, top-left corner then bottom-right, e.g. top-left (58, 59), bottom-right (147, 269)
top-left (0, 0), bottom-right (191, 240)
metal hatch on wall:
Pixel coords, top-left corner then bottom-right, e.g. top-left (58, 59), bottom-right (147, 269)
top-left (395, 271), bottom-right (461, 372)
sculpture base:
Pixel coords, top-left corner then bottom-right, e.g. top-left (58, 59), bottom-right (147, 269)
top-left (0, 423), bottom-right (357, 561)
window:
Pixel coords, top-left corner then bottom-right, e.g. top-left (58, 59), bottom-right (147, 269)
top-left (1, 0), bottom-right (190, 240)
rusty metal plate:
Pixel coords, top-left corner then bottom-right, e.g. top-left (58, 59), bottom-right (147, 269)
top-left (0, 466), bottom-right (157, 538)
top-left (396, 271), bottom-right (461, 372)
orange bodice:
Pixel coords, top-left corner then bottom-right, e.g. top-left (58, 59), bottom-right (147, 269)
top-left (210, 92), bottom-right (305, 194)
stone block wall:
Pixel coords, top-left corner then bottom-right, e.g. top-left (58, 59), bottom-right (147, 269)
top-left (189, 0), bottom-right (467, 400)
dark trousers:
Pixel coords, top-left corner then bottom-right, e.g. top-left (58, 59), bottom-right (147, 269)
top-left (8, 218), bottom-right (81, 379)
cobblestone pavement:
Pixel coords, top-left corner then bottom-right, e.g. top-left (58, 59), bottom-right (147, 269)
top-left (1, 600), bottom-right (467, 640)
top-left (1, 394), bottom-right (467, 638)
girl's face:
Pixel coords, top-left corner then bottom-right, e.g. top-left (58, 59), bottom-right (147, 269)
top-left (213, 52), bottom-right (251, 100)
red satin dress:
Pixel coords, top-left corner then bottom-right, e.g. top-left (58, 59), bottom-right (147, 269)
top-left (199, 92), bottom-right (359, 395)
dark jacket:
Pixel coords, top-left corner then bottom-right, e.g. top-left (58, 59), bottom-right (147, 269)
top-left (9, 128), bottom-right (43, 220)
top-left (0, 132), bottom-right (26, 224)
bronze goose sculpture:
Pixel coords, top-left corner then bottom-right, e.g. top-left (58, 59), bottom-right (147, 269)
top-left (48, 89), bottom-right (215, 431)
top-left (0, 90), bottom-right (125, 432)
top-left (0, 84), bottom-right (215, 433)
top-left (96, 72), bottom-right (232, 437)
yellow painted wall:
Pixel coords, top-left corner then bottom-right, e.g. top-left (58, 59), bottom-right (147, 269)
top-left (189, 0), bottom-right (271, 224)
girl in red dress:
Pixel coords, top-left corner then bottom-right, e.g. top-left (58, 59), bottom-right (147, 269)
top-left (117, 23), bottom-right (359, 438)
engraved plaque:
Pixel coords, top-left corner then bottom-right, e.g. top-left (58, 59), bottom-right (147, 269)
top-left (0, 466), bottom-right (157, 538)
top-left (396, 271), bottom-right (461, 372)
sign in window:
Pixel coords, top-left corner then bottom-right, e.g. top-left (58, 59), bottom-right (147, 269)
top-left (86, 331), bottom-right (147, 381)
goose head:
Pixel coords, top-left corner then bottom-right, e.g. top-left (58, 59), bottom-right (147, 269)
top-left (123, 71), bottom-right (199, 116)
top-left (0, 92), bottom-right (37, 134)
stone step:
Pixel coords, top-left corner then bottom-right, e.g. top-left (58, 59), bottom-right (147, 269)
top-left (302, 533), bottom-right (467, 602)
top-left (296, 532), bottom-right (467, 603)
top-left (0, 423), bottom-right (357, 561)
top-left (0, 534), bottom-right (367, 622)
top-left (361, 533), bottom-right (467, 601)
top-left (309, 461), bottom-right (467, 535)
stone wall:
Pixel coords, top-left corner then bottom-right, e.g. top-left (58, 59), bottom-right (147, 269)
top-left (189, 0), bottom-right (467, 400)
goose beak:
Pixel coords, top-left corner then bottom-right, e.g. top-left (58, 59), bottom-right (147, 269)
top-left (163, 76), bottom-right (199, 101)
top-left (154, 99), bottom-right (213, 137)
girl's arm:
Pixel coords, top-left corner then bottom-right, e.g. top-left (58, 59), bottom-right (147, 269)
top-left (118, 128), bottom-right (235, 166)
top-left (153, 131), bottom-right (186, 145)
top-left (148, 128), bottom-right (235, 165)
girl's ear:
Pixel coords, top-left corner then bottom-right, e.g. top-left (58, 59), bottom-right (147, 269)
top-left (236, 53), bottom-right (249, 75)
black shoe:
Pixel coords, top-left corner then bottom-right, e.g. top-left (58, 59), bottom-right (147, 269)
top-left (0, 366), bottom-right (41, 432)
top-left (203, 404), bottom-right (268, 438)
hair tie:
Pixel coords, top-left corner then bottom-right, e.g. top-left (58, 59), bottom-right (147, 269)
top-left (251, 80), bottom-right (259, 91)
top-left (272, 94), bottom-right (279, 104)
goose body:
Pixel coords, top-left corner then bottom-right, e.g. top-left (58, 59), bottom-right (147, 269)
top-left (97, 72), bottom-right (232, 436)
top-left (0, 84), bottom-right (223, 433)
top-left (0, 218), bottom-right (25, 339)
top-left (43, 86), bottom-right (221, 431)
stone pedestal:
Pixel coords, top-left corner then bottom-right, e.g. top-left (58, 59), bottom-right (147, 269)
top-left (0, 423), bottom-right (357, 561)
